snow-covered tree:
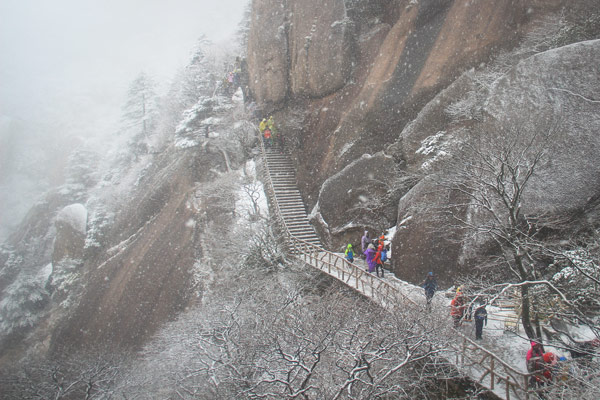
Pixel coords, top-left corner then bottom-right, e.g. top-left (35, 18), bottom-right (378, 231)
top-left (437, 116), bottom-right (558, 340)
top-left (121, 72), bottom-right (159, 156)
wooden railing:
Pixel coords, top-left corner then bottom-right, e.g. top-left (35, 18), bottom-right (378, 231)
top-left (256, 130), bottom-right (543, 399)
top-left (450, 331), bottom-right (541, 400)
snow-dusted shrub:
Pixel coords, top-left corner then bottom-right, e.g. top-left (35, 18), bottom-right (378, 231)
top-left (1, 351), bottom-right (126, 399)
top-left (551, 249), bottom-right (600, 312)
top-left (0, 267), bottom-right (50, 337)
top-left (48, 258), bottom-right (85, 311)
top-left (243, 222), bottom-right (286, 271)
top-left (84, 206), bottom-right (114, 252)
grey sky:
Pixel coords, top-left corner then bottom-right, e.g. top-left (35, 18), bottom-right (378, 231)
top-left (0, 0), bottom-right (248, 126)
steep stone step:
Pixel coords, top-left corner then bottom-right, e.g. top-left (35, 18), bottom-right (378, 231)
top-left (273, 183), bottom-right (298, 189)
top-left (280, 209), bottom-right (307, 215)
top-left (279, 205), bottom-right (306, 211)
top-left (278, 203), bottom-right (305, 208)
top-left (277, 194), bottom-right (304, 200)
top-left (262, 147), bottom-right (322, 248)
top-left (287, 227), bottom-right (317, 235)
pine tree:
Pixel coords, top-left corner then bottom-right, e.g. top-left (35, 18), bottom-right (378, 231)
top-left (121, 72), bottom-right (158, 156)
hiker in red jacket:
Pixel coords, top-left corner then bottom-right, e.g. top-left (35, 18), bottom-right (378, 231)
top-left (450, 287), bottom-right (467, 327)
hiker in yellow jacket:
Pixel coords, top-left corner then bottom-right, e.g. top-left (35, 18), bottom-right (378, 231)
top-left (259, 118), bottom-right (267, 133)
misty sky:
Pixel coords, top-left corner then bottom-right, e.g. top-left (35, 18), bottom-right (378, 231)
top-left (0, 0), bottom-right (248, 127)
top-left (0, 0), bottom-right (248, 240)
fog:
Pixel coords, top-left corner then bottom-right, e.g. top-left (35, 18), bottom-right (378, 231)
top-left (0, 0), bottom-right (248, 240)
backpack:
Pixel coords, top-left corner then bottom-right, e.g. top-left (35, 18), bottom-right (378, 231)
top-left (381, 249), bottom-right (387, 262)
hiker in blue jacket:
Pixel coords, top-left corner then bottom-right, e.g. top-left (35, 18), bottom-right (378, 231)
top-left (421, 272), bottom-right (438, 311)
top-left (380, 244), bottom-right (389, 265)
top-left (474, 301), bottom-right (488, 340)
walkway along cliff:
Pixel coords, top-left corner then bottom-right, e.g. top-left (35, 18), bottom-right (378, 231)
top-left (257, 128), bottom-right (551, 400)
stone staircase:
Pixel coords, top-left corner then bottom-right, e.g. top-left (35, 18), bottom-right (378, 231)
top-left (263, 147), bottom-right (321, 247)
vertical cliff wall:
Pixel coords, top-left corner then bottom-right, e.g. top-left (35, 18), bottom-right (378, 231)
top-left (248, 0), bottom-right (547, 204)
top-left (247, 0), bottom-right (598, 286)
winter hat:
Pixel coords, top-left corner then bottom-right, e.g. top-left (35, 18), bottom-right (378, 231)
top-left (428, 272), bottom-right (433, 276)
top-left (368, 243), bottom-right (375, 250)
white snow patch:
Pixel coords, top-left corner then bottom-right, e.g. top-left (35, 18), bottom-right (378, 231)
top-left (175, 137), bottom-right (199, 149)
top-left (416, 131), bottom-right (454, 171)
top-left (201, 116), bottom-right (221, 125)
top-left (398, 214), bottom-right (413, 228)
top-left (56, 203), bottom-right (87, 234)
top-left (416, 131), bottom-right (446, 156)
top-left (185, 219), bottom-right (196, 228)
top-left (39, 263), bottom-right (53, 284)
top-left (331, 18), bottom-right (349, 29)
top-left (339, 140), bottom-right (355, 158)
top-left (231, 87), bottom-right (244, 103)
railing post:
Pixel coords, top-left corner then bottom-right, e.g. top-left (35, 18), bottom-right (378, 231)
top-left (506, 375), bottom-right (510, 400)
top-left (489, 358), bottom-right (495, 390)
top-left (524, 375), bottom-right (529, 400)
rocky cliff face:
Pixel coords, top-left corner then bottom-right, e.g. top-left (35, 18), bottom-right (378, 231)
top-left (247, 0), bottom-right (600, 285)
top-left (391, 39), bottom-right (600, 285)
top-left (0, 130), bottom-right (247, 361)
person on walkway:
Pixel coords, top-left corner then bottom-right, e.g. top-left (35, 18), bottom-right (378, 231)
top-left (542, 352), bottom-right (558, 382)
top-left (450, 287), bottom-right (466, 327)
top-left (421, 272), bottom-right (437, 311)
top-left (364, 243), bottom-right (376, 273)
top-left (474, 301), bottom-right (488, 340)
top-left (361, 231), bottom-right (370, 259)
top-left (374, 244), bottom-right (384, 277)
top-left (267, 115), bottom-right (275, 130)
top-left (526, 341), bottom-right (547, 388)
top-left (380, 244), bottom-right (388, 266)
top-left (344, 244), bottom-right (354, 263)
top-left (263, 127), bottom-right (272, 148)
top-left (378, 234), bottom-right (385, 248)
top-left (259, 118), bottom-right (267, 133)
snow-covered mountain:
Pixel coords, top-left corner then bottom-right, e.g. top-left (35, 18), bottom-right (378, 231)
top-left (1, 1), bottom-right (599, 398)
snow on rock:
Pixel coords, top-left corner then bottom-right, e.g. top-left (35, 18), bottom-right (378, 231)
top-left (56, 203), bottom-right (87, 235)
top-left (231, 87), bottom-right (244, 104)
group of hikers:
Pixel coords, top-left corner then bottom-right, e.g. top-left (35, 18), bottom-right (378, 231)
top-left (430, 279), bottom-right (572, 388)
top-left (343, 231), bottom-right (389, 278)
top-left (258, 116), bottom-right (284, 152)
top-left (422, 276), bottom-right (489, 339)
